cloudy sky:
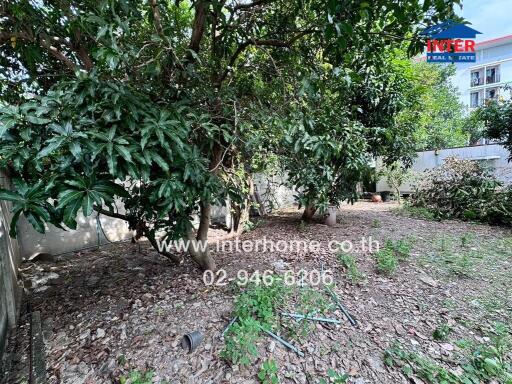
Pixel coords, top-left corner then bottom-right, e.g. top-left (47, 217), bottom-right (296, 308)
top-left (457, 0), bottom-right (512, 42)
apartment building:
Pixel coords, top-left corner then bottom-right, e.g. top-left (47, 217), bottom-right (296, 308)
top-left (452, 34), bottom-right (512, 109)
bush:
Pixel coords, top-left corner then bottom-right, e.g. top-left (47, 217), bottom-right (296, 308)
top-left (411, 157), bottom-right (512, 225)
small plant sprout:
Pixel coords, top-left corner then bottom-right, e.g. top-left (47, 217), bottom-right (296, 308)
top-left (433, 323), bottom-right (452, 341)
top-left (461, 232), bottom-right (475, 247)
top-left (371, 218), bottom-right (382, 228)
top-left (258, 359), bottom-right (279, 384)
top-left (318, 369), bottom-right (349, 383)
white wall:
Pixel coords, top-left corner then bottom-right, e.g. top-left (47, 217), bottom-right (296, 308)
top-left (16, 207), bottom-right (134, 259)
top-left (9, 172), bottom-right (297, 259)
top-left (377, 144), bottom-right (512, 193)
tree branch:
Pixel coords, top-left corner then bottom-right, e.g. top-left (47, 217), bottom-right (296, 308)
top-left (149, 0), bottom-right (164, 36)
top-left (39, 35), bottom-right (78, 71)
top-left (71, 28), bottom-right (93, 70)
top-left (146, 230), bottom-right (182, 264)
top-left (93, 206), bottom-right (129, 221)
top-left (229, 0), bottom-right (269, 12)
top-left (1, 31), bottom-right (78, 72)
top-left (218, 30), bottom-right (317, 84)
top-left (185, 0), bottom-right (208, 63)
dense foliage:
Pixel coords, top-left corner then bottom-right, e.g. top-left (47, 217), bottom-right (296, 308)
top-left (410, 157), bottom-right (512, 225)
top-left (397, 62), bottom-right (471, 151)
top-left (476, 88), bottom-right (512, 160)
top-left (281, 50), bottom-right (420, 217)
top-left (0, 0), bottom-right (462, 269)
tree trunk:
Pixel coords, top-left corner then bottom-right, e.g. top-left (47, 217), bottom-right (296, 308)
top-left (302, 204), bottom-right (317, 221)
top-left (186, 142), bottom-right (223, 271)
top-left (251, 178), bottom-right (266, 217)
top-left (187, 201), bottom-right (216, 271)
top-left (145, 229), bottom-right (182, 264)
top-left (229, 175), bottom-right (253, 236)
top-left (395, 188), bottom-right (402, 205)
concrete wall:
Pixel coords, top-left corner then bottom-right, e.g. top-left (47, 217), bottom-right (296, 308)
top-left (7, 172), bottom-right (297, 260)
top-left (17, 207), bottom-right (134, 260)
top-left (376, 144), bottom-right (512, 193)
top-left (254, 172), bottom-right (296, 212)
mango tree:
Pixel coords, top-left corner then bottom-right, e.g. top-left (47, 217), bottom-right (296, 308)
top-left (0, 0), bottom-right (461, 269)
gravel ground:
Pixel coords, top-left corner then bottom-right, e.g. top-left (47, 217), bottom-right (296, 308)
top-left (5, 201), bottom-right (512, 384)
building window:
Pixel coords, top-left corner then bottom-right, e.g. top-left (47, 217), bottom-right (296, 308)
top-left (485, 87), bottom-right (499, 101)
top-left (470, 91), bottom-right (480, 108)
top-left (486, 66), bottom-right (500, 84)
top-left (470, 69), bottom-right (483, 87)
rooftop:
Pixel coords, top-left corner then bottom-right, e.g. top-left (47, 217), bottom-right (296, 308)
top-left (476, 34), bottom-right (512, 50)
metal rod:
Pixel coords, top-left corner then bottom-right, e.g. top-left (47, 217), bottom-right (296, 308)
top-left (260, 327), bottom-right (304, 357)
top-left (221, 316), bottom-right (238, 338)
top-left (281, 312), bottom-right (341, 324)
top-left (325, 286), bottom-right (358, 327)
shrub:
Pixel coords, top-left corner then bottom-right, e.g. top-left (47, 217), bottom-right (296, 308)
top-left (411, 157), bottom-right (512, 225)
top-left (222, 279), bottom-right (289, 366)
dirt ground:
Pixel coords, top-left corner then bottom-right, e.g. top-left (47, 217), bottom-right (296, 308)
top-left (5, 201), bottom-right (512, 384)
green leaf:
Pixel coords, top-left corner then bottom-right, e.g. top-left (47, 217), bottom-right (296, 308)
top-left (37, 137), bottom-right (65, 158)
top-left (29, 205), bottom-right (51, 222)
top-left (151, 152), bottom-right (169, 171)
top-left (0, 116), bottom-right (18, 137)
top-left (65, 178), bottom-right (87, 189)
top-left (25, 211), bottom-right (46, 233)
top-left (57, 189), bottom-right (84, 208)
top-left (69, 142), bottom-right (82, 159)
top-left (0, 189), bottom-right (24, 202)
top-left (62, 198), bottom-right (82, 229)
top-left (25, 115), bottom-right (51, 125)
top-left (82, 193), bottom-right (94, 216)
top-left (9, 209), bottom-right (22, 238)
top-left (93, 180), bottom-right (128, 197)
top-left (115, 144), bottom-right (133, 163)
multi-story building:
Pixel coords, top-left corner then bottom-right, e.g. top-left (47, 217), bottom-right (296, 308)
top-left (376, 36), bottom-right (512, 194)
top-left (453, 34), bottom-right (512, 109)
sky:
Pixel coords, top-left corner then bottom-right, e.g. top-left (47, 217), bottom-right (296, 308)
top-left (457, 0), bottom-right (512, 42)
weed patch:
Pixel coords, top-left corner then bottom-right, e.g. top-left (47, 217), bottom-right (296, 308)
top-left (432, 323), bottom-right (452, 341)
top-left (337, 252), bottom-right (364, 283)
top-left (119, 370), bottom-right (155, 384)
top-left (385, 323), bottom-right (512, 383)
top-left (374, 238), bottom-right (412, 275)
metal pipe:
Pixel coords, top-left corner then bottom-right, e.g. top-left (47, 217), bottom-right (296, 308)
top-left (260, 327), bottom-right (304, 357)
top-left (221, 316), bottom-right (238, 338)
top-left (281, 312), bottom-right (341, 324)
top-left (325, 286), bottom-right (358, 327)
